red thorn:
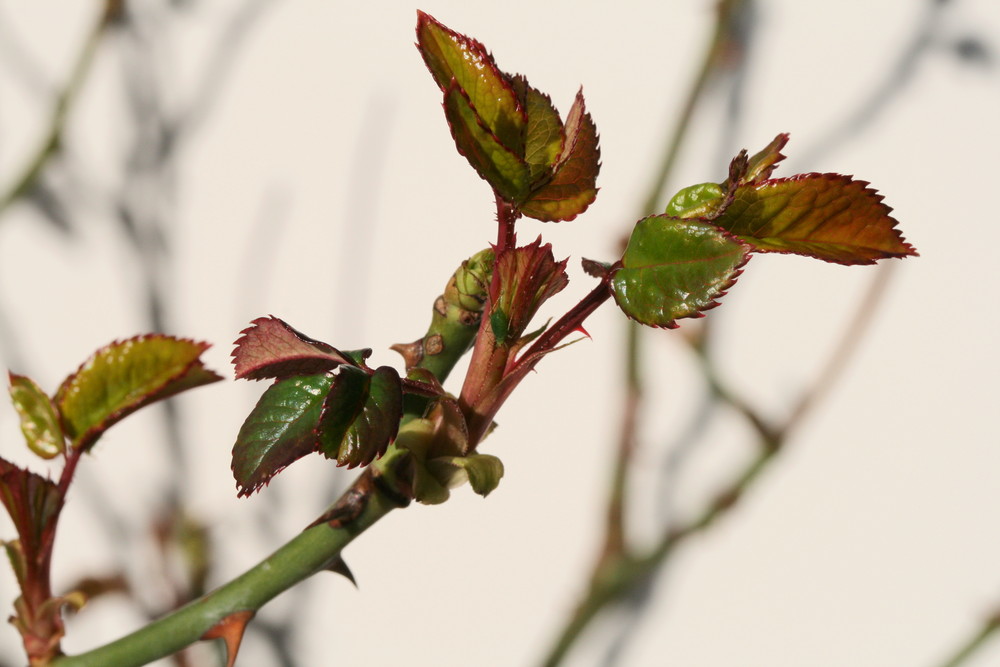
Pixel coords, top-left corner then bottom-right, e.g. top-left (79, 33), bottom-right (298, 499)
top-left (202, 610), bottom-right (254, 667)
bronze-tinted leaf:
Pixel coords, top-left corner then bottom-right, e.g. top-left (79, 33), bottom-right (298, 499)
top-left (0, 457), bottom-right (61, 585)
top-left (416, 10), bottom-right (526, 155)
top-left (443, 82), bottom-right (531, 203)
top-left (232, 316), bottom-right (356, 381)
top-left (713, 173), bottom-right (917, 265)
top-left (521, 90), bottom-right (600, 222)
top-left (56, 336), bottom-right (222, 451)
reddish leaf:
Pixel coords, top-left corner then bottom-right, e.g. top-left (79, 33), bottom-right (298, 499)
top-left (416, 10), bottom-right (526, 155)
top-left (489, 238), bottom-right (569, 345)
top-left (232, 316), bottom-right (356, 381)
top-left (723, 133), bottom-right (789, 190)
top-left (55, 336), bottom-right (222, 451)
top-left (521, 89), bottom-right (601, 222)
top-left (0, 458), bottom-right (61, 585)
top-left (741, 133), bottom-right (789, 185)
top-left (442, 81), bottom-right (531, 203)
top-left (713, 173), bottom-right (917, 265)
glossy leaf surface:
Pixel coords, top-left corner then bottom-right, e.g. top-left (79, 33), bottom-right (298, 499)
top-left (8, 373), bottom-right (64, 459)
top-left (665, 182), bottom-right (725, 219)
top-left (522, 84), bottom-right (564, 180)
top-left (611, 215), bottom-right (749, 328)
top-left (521, 90), bottom-right (601, 222)
top-left (443, 82), bottom-right (530, 203)
top-left (232, 373), bottom-right (335, 497)
top-left (55, 336), bottom-right (222, 451)
top-left (714, 173), bottom-right (916, 265)
top-left (319, 366), bottom-right (402, 469)
top-left (232, 316), bottom-right (357, 381)
top-left (416, 10), bottom-right (525, 155)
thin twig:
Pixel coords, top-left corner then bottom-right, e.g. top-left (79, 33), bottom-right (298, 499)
top-left (932, 609), bottom-right (1000, 667)
top-left (0, 0), bottom-right (120, 219)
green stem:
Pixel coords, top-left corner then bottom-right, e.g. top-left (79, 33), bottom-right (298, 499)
top-left (52, 465), bottom-right (406, 667)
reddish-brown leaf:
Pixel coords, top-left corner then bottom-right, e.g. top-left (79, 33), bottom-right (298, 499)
top-left (0, 458), bottom-right (61, 585)
top-left (232, 316), bottom-right (354, 381)
top-left (521, 89), bottom-right (601, 222)
top-left (713, 173), bottom-right (917, 265)
top-left (416, 10), bottom-right (526, 155)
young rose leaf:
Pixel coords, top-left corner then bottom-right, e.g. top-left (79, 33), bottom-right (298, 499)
top-left (521, 83), bottom-right (564, 180)
top-left (56, 336), bottom-right (222, 451)
top-left (232, 373), bottom-right (335, 497)
top-left (610, 215), bottom-right (750, 328)
top-left (443, 82), bottom-right (531, 203)
top-left (739, 132), bottom-right (789, 186)
top-left (427, 453), bottom-right (504, 498)
top-left (665, 182), bottom-right (727, 219)
top-left (521, 90), bottom-right (601, 222)
top-left (416, 10), bottom-right (526, 155)
top-left (8, 373), bottom-right (64, 459)
top-left (0, 458), bottom-right (61, 577)
top-left (490, 238), bottom-right (569, 344)
top-left (319, 366), bottom-right (402, 469)
top-left (713, 174), bottom-right (917, 265)
top-left (232, 316), bottom-right (358, 381)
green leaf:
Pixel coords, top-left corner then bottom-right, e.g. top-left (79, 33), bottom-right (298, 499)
top-left (443, 82), bottom-right (531, 202)
top-left (427, 454), bottom-right (504, 498)
top-left (665, 182), bottom-right (726, 219)
top-left (232, 316), bottom-right (358, 380)
top-left (232, 373), bottom-right (335, 497)
top-left (55, 336), bottom-right (222, 451)
top-left (610, 215), bottom-right (750, 328)
top-left (416, 10), bottom-right (526, 155)
top-left (521, 90), bottom-right (601, 222)
top-left (8, 373), bottom-right (64, 459)
top-left (319, 366), bottom-right (403, 469)
top-left (522, 83), bottom-right (564, 180)
top-left (713, 174), bottom-right (917, 265)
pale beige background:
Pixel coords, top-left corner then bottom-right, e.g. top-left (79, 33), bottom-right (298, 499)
top-left (1, 1), bottom-right (999, 666)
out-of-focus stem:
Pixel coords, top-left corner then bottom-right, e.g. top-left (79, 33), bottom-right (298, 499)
top-left (932, 610), bottom-right (1000, 667)
top-left (0, 1), bottom-right (120, 218)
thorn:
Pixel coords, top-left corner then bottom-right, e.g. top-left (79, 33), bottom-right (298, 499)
top-left (202, 610), bottom-right (254, 667)
top-left (325, 556), bottom-right (357, 587)
top-left (573, 325), bottom-right (591, 339)
top-left (389, 339), bottom-right (424, 370)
